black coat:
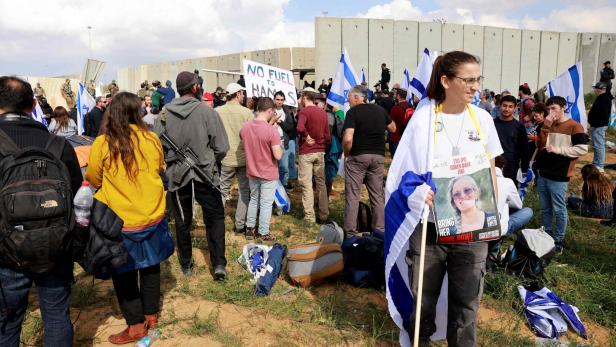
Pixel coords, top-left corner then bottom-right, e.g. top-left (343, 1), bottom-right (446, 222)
top-left (82, 199), bottom-right (128, 279)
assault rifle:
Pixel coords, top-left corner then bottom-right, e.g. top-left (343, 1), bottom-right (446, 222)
top-left (159, 132), bottom-right (221, 193)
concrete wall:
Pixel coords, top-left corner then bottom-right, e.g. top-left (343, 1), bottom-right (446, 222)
top-left (314, 17), bottom-right (616, 96)
top-left (21, 77), bottom-right (81, 109)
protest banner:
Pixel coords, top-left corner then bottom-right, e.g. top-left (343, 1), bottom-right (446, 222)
top-left (432, 152), bottom-right (501, 244)
top-left (242, 59), bottom-right (297, 107)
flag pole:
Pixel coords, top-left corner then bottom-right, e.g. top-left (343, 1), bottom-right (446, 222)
top-left (413, 203), bottom-right (430, 347)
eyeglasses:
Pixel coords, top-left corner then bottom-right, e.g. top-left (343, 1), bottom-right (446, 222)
top-left (452, 187), bottom-right (476, 200)
top-left (453, 76), bottom-right (483, 86)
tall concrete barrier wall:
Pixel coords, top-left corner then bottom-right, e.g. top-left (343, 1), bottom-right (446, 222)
top-left (315, 17), bottom-right (616, 96)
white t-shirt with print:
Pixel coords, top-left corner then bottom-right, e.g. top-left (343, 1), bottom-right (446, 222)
top-left (275, 108), bottom-right (285, 138)
top-left (433, 105), bottom-right (503, 161)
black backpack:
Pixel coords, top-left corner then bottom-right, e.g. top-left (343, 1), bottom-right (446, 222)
top-left (0, 129), bottom-right (74, 274)
top-left (341, 230), bottom-right (385, 288)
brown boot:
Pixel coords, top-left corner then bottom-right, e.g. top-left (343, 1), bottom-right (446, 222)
top-left (145, 313), bottom-right (158, 329)
top-left (108, 322), bottom-right (147, 344)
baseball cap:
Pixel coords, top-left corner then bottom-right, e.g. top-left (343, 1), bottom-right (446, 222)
top-left (202, 92), bottom-right (214, 101)
top-left (176, 71), bottom-right (199, 90)
top-left (226, 82), bottom-right (245, 95)
top-left (592, 82), bottom-right (607, 90)
top-left (302, 87), bottom-right (318, 94)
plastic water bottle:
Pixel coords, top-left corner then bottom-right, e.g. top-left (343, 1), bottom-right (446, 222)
top-left (74, 181), bottom-right (93, 227)
top-left (135, 329), bottom-right (161, 347)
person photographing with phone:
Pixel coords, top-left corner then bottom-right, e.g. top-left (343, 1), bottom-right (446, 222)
top-left (534, 96), bottom-right (588, 254)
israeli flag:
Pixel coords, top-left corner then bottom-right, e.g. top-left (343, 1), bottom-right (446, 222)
top-left (408, 48), bottom-right (437, 100)
top-left (326, 48), bottom-right (359, 112)
top-left (471, 90), bottom-right (481, 106)
top-left (402, 68), bottom-right (413, 103)
top-left (32, 98), bottom-right (47, 126)
top-left (385, 98), bottom-right (447, 345)
top-left (547, 62), bottom-right (587, 130)
top-left (77, 82), bottom-right (96, 135)
top-left (274, 181), bottom-right (291, 213)
top-left (360, 68), bottom-right (367, 84)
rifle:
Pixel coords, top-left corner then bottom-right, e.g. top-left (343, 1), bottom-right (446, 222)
top-left (159, 132), bottom-right (221, 193)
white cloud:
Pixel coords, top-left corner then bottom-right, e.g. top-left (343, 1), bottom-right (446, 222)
top-left (521, 5), bottom-right (616, 33)
top-left (356, 0), bottom-right (423, 20)
top-left (0, 0), bottom-right (313, 80)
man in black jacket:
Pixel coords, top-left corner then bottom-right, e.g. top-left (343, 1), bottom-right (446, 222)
top-left (274, 91), bottom-right (297, 188)
top-left (380, 63), bottom-right (391, 91)
top-left (589, 82), bottom-right (614, 171)
top-left (494, 95), bottom-right (530, 182)
top-left (600, 61), bottom-right (615, 94)
top-left (0, 76), bottom-right (82, 347)
top-left (84, 96), bottom-right (106, 137)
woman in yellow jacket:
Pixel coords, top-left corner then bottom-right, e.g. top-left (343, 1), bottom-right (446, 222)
top-left (85, 92), bottom-right (174, 344)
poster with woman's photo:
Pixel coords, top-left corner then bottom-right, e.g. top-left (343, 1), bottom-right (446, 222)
top-left (432, 152), bottom-right (501, 244)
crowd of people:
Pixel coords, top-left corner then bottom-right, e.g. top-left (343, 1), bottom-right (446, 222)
top-left (0, 49), bottom-right (614, 346)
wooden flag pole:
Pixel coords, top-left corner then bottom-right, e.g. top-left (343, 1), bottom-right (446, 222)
top-left (413, 204), bottom-right (430, 347)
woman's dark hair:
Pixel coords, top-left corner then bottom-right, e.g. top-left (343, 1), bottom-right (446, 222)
top-left (581, 164), bottom-right (613, 205)
top-left (494, 155), bottom-right (507, 170)
top-left (519, 83), bottom-right (532, 96)
top-left (0, 76), bottom-right (34, 113)
top-left (100, 92), bottom-right (151, 183)
top-left (256, 97), bottom-right (275, 112)
top-left (426, 51), bottom-right (480, 104)
top-left (274, 91), bottom-right (285, 100)
top-left (51, 106), bottom-right (70, 133)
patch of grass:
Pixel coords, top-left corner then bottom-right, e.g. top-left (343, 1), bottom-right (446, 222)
top-left (71, 279), bottom-right (98, 308)
top-left (184, 309), bottom-right (218, 336)
top-left (20, 311), bottom-right (43, 345)
top-left (477, 326), bottom-right (534, 347)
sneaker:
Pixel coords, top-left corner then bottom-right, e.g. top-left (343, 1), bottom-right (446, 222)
top-left (304, 217), bottom-right (316, 224)
top-left (245, 227), bottom-right (256, 240)
top-left (181, 266), bottom-right (193, 278)
top-left (554, 243), bottom-right (564, 256)
top-left (213, 265), bottom-right (227, 281)
top-left (258, 234), bottom-right (277, 242)
top-left (235, 226), bottom-right (246, 235)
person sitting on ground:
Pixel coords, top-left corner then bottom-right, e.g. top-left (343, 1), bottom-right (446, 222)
top-left (568, 164), bottom-right (614, 219)
top-left (48, 106), bottom-right (77, 137)
top-left (85, 92), bottom-right (174, 344)
top-left (487, 155), bottom-right (534, 267)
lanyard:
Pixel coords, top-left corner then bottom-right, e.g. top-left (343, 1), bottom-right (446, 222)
top-left (434, 103), bottom-right (491, 159)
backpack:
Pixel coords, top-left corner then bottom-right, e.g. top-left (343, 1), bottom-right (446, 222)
top-left (0, 130), bottom-right (74, 274)
top-left (357, 202), bottom-right (373, 234)
top-left (341, 229), bottom-right (385, 288)
top-left (500, 227), bottom-right (555, 289)
top-left (287, 243), bottom-right (344, 287)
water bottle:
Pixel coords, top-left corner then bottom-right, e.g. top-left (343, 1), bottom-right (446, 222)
top-left (74, 181), bottom-right (94, 227)
top-left (135, 329), bottom-right (161, 347)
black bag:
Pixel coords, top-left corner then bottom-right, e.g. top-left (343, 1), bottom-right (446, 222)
top-left (341, 230), bottom-right (385, 288)
top-left (356, 202), bottom-right (373, 234)
top-left (501, 228), bottom-right (556, 288)
top-left (0, 130), bottom-right (74, 274)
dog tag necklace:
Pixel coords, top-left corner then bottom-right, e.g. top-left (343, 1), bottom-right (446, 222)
top-left (441, 110), bottom-right (466, 156)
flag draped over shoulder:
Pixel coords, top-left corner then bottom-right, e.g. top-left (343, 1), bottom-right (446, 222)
top-left (408, 48), bottom-right (436, 100)
top-left (77, 82), bottom-right (95, 135)
top-left (326, 48), bottom-right (359, 112)
top-left (547, 62), bottom-right (587, 130)
top-left (384, 98), bottom-right (448, 345)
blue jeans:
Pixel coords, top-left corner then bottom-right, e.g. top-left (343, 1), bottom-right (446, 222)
top-left (590, 126), bottom-right (607, 169)
top-left (488, 207), bottom-right (533, 259)
top-left (537, 176), bottom-right (569, 243)
top-left (279, 139), bottom-right (296, 185)
top-left (0, 267), bottom-right (73, 347)
top-left (247, 178), bottom-right (277, 235)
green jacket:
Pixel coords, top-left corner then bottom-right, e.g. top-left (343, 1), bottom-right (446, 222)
top-left (152, 89), bottom-right (164, 107)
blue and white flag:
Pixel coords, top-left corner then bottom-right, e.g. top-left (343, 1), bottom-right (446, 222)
top-left (402, 68), bottom-right (413, 103)
top-left (385, 98), bottom-right (447, 345)
top-left (471, 90), bottom-right (481, 106)
top-left (274, 181), bottom-right (291, 213)
top-left (326, 48), bottom-right (359, 112)
top-left (31, 98), bottom-right (47, 126)
top-left (360, 68), bottom-right (367, 84)
top-left (77, 82), bottom-right (96, 135)
top-left (408, 48), bottom-right (437, 100)
top-left (547, 62), bottom-right (587, 130)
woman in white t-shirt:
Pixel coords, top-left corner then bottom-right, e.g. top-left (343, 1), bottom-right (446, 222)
top-left (407, 51), bottom-right (503, 346)
top-left (47, 106), bottom-right (77, 137)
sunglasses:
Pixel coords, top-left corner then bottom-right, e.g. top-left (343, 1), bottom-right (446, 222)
top-left (452, 187), bottom-right (475, 200)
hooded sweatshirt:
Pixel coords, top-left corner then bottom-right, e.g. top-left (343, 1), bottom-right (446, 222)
top-left (162, 97), bottom-right (229, 192)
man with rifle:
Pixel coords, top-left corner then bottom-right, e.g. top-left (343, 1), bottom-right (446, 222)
top-left (162, 71), bottom-right (229, 279)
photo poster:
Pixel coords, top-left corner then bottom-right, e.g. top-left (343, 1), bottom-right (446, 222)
top-left (432, 152), bottom-right (501, 244)
top-left (242, 59), bottom-right (298, 107)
